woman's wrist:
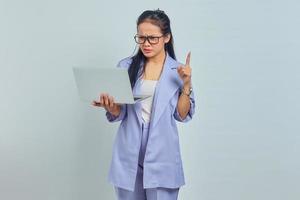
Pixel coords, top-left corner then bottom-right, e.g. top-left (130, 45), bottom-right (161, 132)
top-left (109, 105), bottom-right (121, 117)
top-left (183, 81), bottom-right (191, 90)
top-left (181, 81), bottom-right (192, 97)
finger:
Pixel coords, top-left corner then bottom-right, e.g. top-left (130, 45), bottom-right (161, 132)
top-left (180, 70), bottom-right (185, 77)
top-left (177, 68), bottom-right (184, 77)
top-left (100, 94), bottom-right (104, 104)
top-left (109, 96), bottom-right (114, 107)
top-left (178, 67), bottom-right (184, 73)
top-left (103, 94), bottom-right (109, 106)
top-left (111, 96), bottom-right (116, 106)
top-left (92, 100), bottom-right (98, 105)
top-left (185, 51), bottom-right (191, 66)
top-left (177, 66), bottom-right (183, 73)
top-left (92, 100), bottom-right (103, 107)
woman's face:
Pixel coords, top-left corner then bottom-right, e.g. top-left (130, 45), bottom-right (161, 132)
top-left (137, 21), bottom-right (170, 58)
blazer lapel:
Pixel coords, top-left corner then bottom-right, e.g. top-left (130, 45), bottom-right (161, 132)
top-left (150, 54), bottom-right (181, 129)
top-left (132, 76), bottom-right (143, 127)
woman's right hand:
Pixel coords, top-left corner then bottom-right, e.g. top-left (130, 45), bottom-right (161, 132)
top-left (91, 93), bottom-right (121, 117)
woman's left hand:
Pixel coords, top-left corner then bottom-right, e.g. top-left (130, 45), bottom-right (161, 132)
top-left (177, 52), bottom-right (192, 86)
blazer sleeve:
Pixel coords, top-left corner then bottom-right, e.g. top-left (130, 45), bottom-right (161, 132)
top-left (173, 88), bottom-right (196, 123)
top-left (105, 57), bottom-right (132, 123)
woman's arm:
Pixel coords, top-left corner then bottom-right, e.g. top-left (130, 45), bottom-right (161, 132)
top-left (176, 82), bottom-right (192, 119)
top-left (175, 52), bottom-right (195, 121)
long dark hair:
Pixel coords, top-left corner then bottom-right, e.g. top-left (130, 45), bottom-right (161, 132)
top-left (128, 9), bottom-right (176, 88)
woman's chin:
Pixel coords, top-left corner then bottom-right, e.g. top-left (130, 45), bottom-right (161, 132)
top-left (142, 51), bottom-right (155, 58)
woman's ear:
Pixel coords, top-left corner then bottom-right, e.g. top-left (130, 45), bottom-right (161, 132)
top-left (164, 33), bottom-right (171, 44)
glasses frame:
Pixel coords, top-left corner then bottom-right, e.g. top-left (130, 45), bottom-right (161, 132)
top-left (134, 34), bottom-right (165, 45)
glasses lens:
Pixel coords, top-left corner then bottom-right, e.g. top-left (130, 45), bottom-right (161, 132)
top-left (134, 35), bottom-right (145, 44)
top-left (148, 36), bottom-right (159, 44)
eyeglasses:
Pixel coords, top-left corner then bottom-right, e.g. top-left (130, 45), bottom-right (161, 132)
top-left (134, 34), bottom-right (165, 45)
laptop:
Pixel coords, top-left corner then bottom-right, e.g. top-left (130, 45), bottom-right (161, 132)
top-left (72, 67), bottom-right (151, 104)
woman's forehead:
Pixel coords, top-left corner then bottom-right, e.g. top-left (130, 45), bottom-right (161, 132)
top-left (137, 21), bottom-right (162, 35)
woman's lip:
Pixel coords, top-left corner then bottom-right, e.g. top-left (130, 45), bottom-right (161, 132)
top-left (144, 50), bottom-right (152, 54)
top-left (143, 49), bottom-right (152, 52)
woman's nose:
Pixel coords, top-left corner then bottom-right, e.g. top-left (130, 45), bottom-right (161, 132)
top-left (143, 39), bottom-right (151, 46)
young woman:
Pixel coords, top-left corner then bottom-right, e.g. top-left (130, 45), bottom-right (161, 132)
top-left (92, 9), bottom-right (195, 200)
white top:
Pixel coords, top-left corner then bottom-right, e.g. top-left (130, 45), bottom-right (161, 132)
top-left (139, 79), bottom-right (158, 123)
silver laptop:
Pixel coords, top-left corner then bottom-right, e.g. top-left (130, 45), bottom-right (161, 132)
top-left (72, 67), bottom-right (151, 104)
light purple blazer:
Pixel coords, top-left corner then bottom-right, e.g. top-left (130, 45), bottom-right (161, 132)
top-left (106, 53), bottom-right (195, 191)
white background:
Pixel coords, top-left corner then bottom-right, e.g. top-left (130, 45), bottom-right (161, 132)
top-left (0, 0), bottom-right (299, 199)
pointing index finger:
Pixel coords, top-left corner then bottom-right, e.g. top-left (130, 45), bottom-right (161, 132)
top-left (185, 51), bottom-right (191, 66)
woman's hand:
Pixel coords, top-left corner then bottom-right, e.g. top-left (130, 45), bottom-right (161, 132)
top-left (177, 52), bottom-right (192, 86)
top-left (176, 52), bottom-right (193, 120)
top-left (91, 93), bottom-right (121, 117)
